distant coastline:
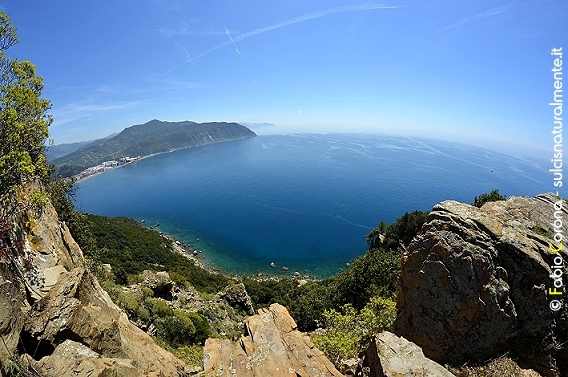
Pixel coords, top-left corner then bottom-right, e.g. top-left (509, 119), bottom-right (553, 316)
top-left (54, 120), bottom-right (256, 178)
top-left (73, 138), bottom-right (250, 183)
top-left (74, 150), bottom-right (169, 182)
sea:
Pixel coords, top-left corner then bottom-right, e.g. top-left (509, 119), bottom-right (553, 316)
top-left (74, 133), bottom-right (549, 278)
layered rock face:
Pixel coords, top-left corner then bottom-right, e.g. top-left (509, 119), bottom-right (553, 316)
top-left (0, 184), bottom-right (190, 376)
top-left (203, 303), bottom-right (344, 377)
top-left (394, 193), bottom-right (568, 376)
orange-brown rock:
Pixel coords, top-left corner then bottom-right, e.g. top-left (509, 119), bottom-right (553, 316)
top-left (203, 303), bottom-right (344, 377)
top-left (23, 268), bottom-right (189, 376)
top-left (0, 183), bottom-right (191, 376)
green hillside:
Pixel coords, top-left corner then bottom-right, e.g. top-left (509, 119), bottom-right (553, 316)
top-left (53, 120), bottom-right (256, 177)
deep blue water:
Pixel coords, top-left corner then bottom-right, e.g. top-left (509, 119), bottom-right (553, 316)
top-left (74, 134), bottom-right (549, 278)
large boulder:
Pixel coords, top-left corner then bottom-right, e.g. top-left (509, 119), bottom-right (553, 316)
top-left (358, 331), bottom-right (455, 377)
top-left (203, 303), bottom-right (344, 377)
top-left (394, 193), bottom-right (568, 376)
top-left (219, 282), bottom-right (255, 315)
top-left (32, 340), bottom-right (138, 377)
top-left (23, 267), bottom-right (189, 376)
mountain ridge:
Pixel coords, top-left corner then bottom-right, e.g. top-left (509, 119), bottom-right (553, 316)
top-left (53, 120), bottom-right (256, 177)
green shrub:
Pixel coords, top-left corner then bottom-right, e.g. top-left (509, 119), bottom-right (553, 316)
top-left (312, 296), bottom-right (396, 371)
top-left (188, 311), bottom-right (211, 345)
top-left (157, 312), bottom-right (196, 348)
top-left (380, 211), bottom-right (429, 251)
top-left (242, 277), bottom-right (296, 309)
top-left (156, 310), bottom-right (211, 347)
top-left (473, 189), bottom-right (506, 208)
top-left (173, 345), bottom-right (204, 370)
top-left (330, 248), bottom-right (400, 310)
top-left (1, 353), bottom-right (31, 377)
top-left (145, 298), bottom-right (174, 317)
top-left (288, 280), bottom-right (334, 331)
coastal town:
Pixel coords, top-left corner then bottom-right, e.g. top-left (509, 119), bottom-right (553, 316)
top-left (74, 156), bottom-right (140, 181)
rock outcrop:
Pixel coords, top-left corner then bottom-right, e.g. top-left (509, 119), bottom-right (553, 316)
top-left (357, 332), bottom-right (455, 377)
top-left (24, 268), bottom-right (188, 376)
top-left (394, 193), bottom-right (568, 376)
top-left (203, 303), bottom-right (344, 377)
top-left (0, 183), bottom-right (190, 376)
top-left (219, 282), bottom-right (255, 315)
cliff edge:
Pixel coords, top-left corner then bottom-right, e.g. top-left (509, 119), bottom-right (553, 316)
top-left (0, 183), bottom-right (191, 376)
top-left (394, 193), bottom-right (568, 376)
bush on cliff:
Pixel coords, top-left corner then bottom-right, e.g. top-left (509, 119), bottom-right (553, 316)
top-left (473, 189), bottom-right (506, 208)
top-left (0, 11), bottom-right (52, 200)
top-left (156, 310), bottom-right (211, 347)
top-left (312, 296), bottom-right (396, 371)
top-left (366, 210), bottom-right (429, 251)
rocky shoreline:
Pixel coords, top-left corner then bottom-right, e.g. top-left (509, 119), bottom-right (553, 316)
top-left (159, 230), bottom-right (315, 284)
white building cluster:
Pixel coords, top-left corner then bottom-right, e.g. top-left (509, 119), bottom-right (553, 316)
top-left (74, 156), bottom-right (139, 180)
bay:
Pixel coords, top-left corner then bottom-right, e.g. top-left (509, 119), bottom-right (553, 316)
top-left (74, 133), bottom-right (549, 278)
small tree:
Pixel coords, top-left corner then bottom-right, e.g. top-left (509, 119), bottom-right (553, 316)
top-left (0, 11), bottom-right (52, 199)
top-left (473, 189), bottom-right (506, 208)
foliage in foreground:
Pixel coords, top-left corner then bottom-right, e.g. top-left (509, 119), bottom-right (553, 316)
top-left (0, 11), bottom-right (52, 200)
top-left (0, 354), bottom-right (32, 377)
top-left (311, 296), bottom-right (396, 370)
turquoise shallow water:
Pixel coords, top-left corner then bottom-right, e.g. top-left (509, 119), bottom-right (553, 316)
top-left (74, 133), bottom-right (549, 278)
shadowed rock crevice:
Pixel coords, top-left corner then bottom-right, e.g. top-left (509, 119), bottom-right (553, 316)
top-left (18, 330), bottom-right (55, 361)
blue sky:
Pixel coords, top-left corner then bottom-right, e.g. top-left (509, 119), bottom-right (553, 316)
top-left (1, 1), bottom-right (566, 154)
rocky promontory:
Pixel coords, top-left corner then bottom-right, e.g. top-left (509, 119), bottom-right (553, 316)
top-left (0, 183), bottom-right (191, 376)
top-left (395, 193), bottom-right (568, 376)
top-left (53, 120), bottom-right (257, 177)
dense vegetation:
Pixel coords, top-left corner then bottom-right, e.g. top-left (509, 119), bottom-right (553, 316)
top-left (473, 188), bottom-right (506, 208)
top-left (79, 214), bottom-right (230, 293)
top-left (52, 120), bottom-right (256, 177)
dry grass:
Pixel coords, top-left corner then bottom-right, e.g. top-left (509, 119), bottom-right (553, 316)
top-left (449, 356), bottom-right (541, 377)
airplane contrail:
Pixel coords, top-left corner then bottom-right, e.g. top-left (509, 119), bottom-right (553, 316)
top-left (422, 2), bottom-right (515, 39)
top-left (162, 3), bottom-right (405, 76)
top-left (224, 25), bottom-right (243, 58)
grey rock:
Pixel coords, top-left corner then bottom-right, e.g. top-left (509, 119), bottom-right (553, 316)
top-left (394, 193), bottom-right (568, 377)
top-left (219, 282), bottom-right (255, 315)
top-left (358, 332), bottom-right (455, 377)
